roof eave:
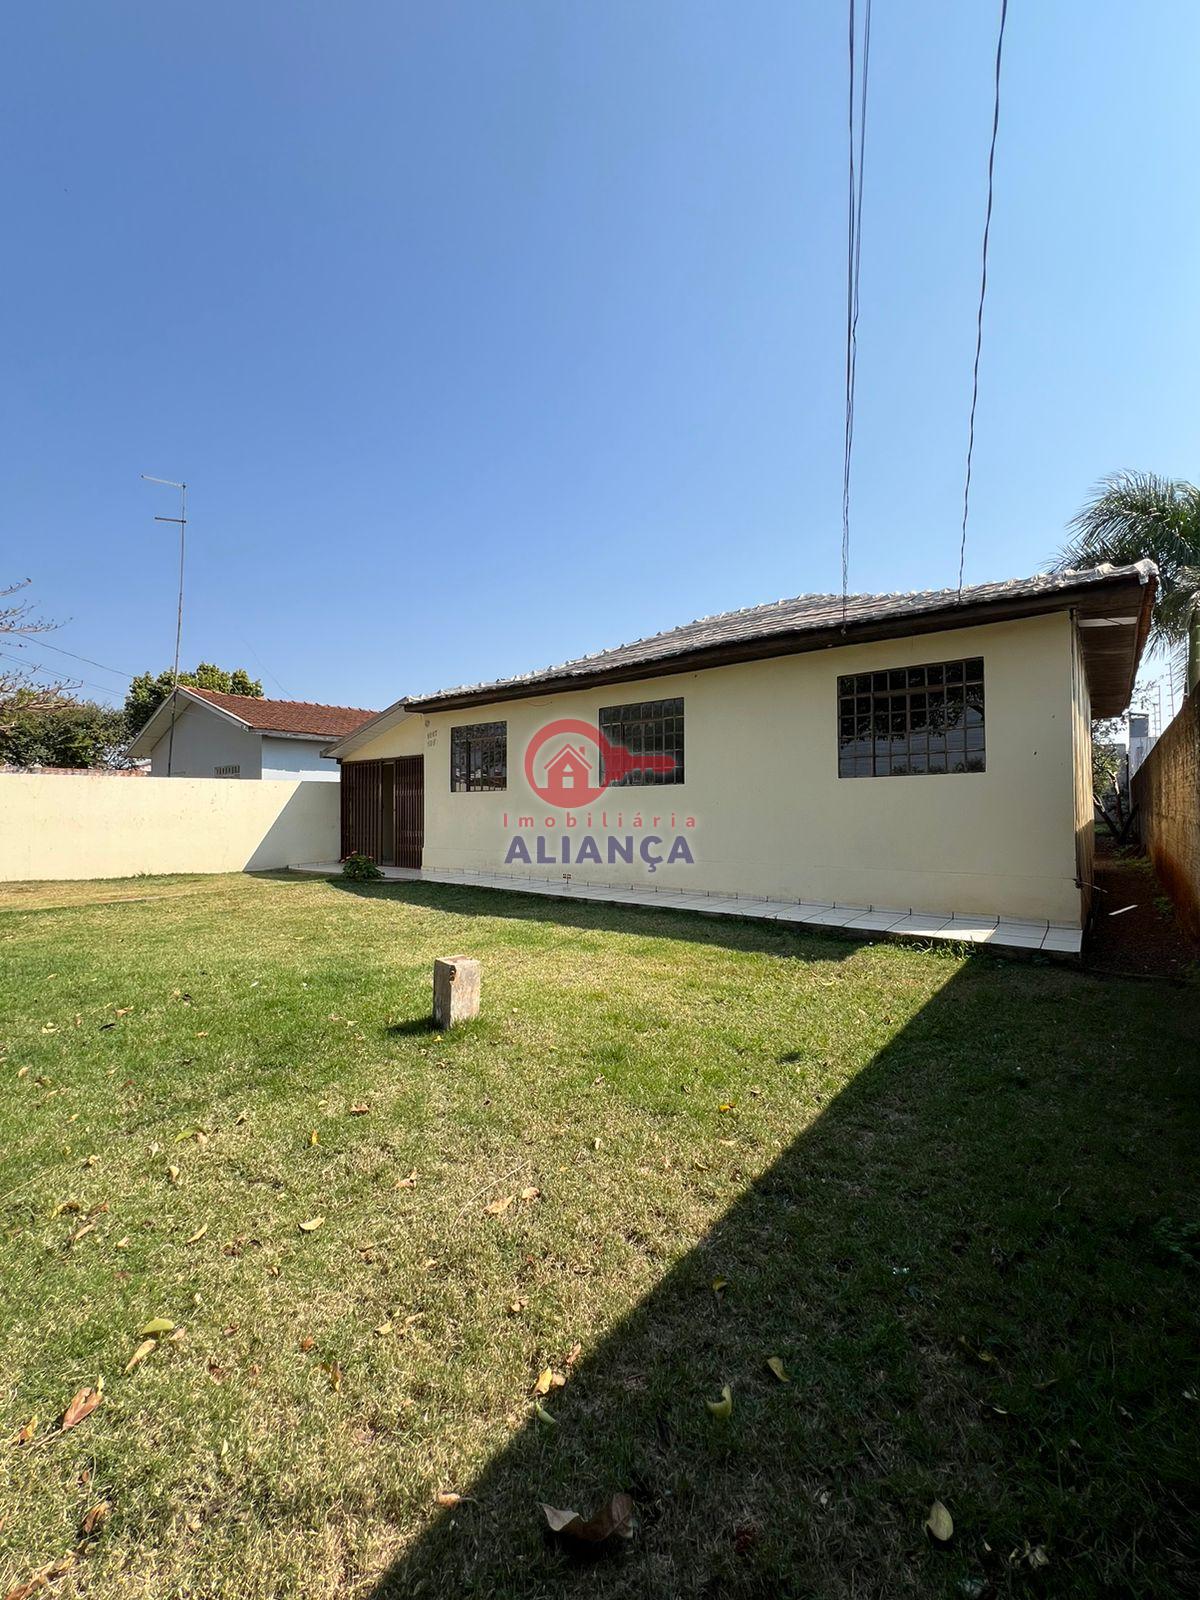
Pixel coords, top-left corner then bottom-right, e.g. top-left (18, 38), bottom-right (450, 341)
top-left (323, 698), bottom-right (412, 760)
top-left (125, 687), bottom-right (252, 758)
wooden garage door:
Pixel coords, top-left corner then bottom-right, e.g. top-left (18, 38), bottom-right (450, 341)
top-left (340, 758), bottom-right (423, 868)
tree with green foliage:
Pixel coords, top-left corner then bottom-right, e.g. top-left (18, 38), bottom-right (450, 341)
top-left (0, 699), bottom-right (130, 769)
top-left (124, 663), bottom-right (263, 736)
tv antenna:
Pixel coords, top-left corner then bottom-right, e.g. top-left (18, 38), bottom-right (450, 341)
top-left (141, 474), bottom-right (187, 776)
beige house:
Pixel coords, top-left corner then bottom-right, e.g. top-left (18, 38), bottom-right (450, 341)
top-left (324, 563), bottom-right (1155, 940)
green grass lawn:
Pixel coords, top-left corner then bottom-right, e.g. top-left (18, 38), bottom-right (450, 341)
top-left (1, 872), bottom-right (1197, 1600)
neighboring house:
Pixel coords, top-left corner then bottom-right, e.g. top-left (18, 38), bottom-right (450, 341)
top-left (324, 562), bottom-right (1156, 929)
top-left (1127, 712), bottom-right (1157, 779)
top-left (127, 688), bottom-right (376, 780)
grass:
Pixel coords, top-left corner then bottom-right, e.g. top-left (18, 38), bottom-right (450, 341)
top-left (1, 871), bottom-right (1197, 1600)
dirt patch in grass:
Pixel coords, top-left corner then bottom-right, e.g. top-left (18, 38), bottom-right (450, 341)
top-left (1087, 835), bottom-right (1200, 979)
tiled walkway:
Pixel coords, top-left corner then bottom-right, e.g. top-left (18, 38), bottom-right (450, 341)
top-left (291, 863), bottom-right (1083, 959)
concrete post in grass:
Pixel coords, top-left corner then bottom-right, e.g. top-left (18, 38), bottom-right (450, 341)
top-left (433, 956), bottom-right (480, 1029)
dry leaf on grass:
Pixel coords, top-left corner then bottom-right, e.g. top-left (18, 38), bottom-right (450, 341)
top-left (123, 1339), bottom-right (157, 1376)
top-left (533, 1367), bottom-right (565, 1396)
top-left (60, 1383), bottom-right (103, 1433)
top-left (141, 1318), bottom-right (175, 1336)
top-left (925, 1500), bottom-right (954, 1541)
top-left (308, 1129), bottom-right (319, 1147)
top-left (395, 1171), bottom-right (418, 1189)
top-left (765, 1356), bottom-right (789, 1383)
top-left (519, 1186), bottom-right (541, 1202)
top-left (484, 1195), bottom-right (514, 1216)
top-left (348, 1104), bottom-right (370, 1116)
top-left (298, 1217), bottom-right (325, 1233)
top-left (706, 1385), bottom-right (732, 1419)
top-left (5, 1553), bottom-right (76, 1600)
top-left (12, 1416), bottom-right (38, 1446)
top-left (185, 1224), bottom-right (208, 1244)
top-left (435, 1491), bottom-right (476, 1508)
top-left (565, 1341), bottom-right (582, 1368)
top-left (79, 1500), bottom-right (111, 1536)
top-left (541, 1492), bottom-right (634, 1544)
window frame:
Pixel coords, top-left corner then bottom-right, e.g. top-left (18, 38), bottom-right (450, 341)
top-left (597, 696), bottom-right (685, 787)
top-left (450, 721), bottom-right (508, 792)
top-left (837, 656), bottom-right (985, 779)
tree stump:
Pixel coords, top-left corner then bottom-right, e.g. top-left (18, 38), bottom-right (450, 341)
top-left (433, 956), bottom-right (480, 1029)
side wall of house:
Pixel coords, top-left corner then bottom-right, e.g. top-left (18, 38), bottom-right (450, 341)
top-left (149, 704), bottom-right (263, 779)
top-left (260, 736), bottom-right (340, 781)
top-left (1069, 617), bottom-right (1095, 923)
top-left (345, 612), bottom-right (1083, 925)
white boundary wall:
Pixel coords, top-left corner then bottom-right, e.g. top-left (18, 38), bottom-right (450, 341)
top-left (0, 774), bottom-right (339, 882)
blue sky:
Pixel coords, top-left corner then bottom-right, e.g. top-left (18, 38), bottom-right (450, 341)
top-left (4, 1), bottom-right (1197, 712)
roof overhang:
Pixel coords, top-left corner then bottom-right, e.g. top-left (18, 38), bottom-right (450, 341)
top-left (322, 698), bottom-right (413, 761)
top-left (401, 566), bottom-right (1157, 720)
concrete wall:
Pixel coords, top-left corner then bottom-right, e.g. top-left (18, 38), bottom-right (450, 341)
top-left (1132, 692), bottom-right (1200, 937)
top-left (348, 612), bottom-right (1085, 925)
top-left (149, 703), bottom-right (263, 779)
top-left (0, 774), bottom-right (339, 882)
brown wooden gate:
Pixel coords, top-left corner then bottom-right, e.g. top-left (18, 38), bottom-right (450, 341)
top-left (340, 757), bottom-right (423, 868)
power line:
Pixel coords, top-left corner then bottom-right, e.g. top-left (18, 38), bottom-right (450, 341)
top-left (9, 634), bottom-right (134, 679)
top-left (957, 0), bottom-right (1009, 594)
top-left (841, 0), bottom-right (872, 625)
top-left (0, 648), bottom-right (119, 699)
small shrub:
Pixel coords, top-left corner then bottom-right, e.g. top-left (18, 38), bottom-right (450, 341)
top-left (341, 852), bottom-right (383, 882)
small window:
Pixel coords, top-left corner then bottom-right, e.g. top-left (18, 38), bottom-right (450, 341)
top-left (837, 658), bottom-right (984, 778)
top-left (598, 697), bottom-right (684, 786)
top-left (214, 764), bottom-right (240, 778)
top-left (451, 722), bottom-right (507, 791)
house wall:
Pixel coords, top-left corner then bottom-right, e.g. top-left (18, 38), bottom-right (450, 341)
top-left (149, 703), bottom-right (263, 779)
top-left (261, 736), bottom-right (340, 781)
top-left (347, 612), bottom-right (1085, 925)
top-left (1069, 619), bottom-right (1095, 922)
top-left (1131, 691), bottom-right (1200, 937)
top-left (0, 774), bottom-right (338, 881)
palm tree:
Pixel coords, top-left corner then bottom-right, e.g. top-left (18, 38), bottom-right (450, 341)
top-left (1054, 471), bottom-right (1200, 689)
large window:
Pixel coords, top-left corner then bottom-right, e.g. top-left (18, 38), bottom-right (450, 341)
top-left (598, 697), bottom-right (684, 786)
top-left (450, 722), bottom-right (507, 791)
top-left (837, 657), bottom-right (985, 778)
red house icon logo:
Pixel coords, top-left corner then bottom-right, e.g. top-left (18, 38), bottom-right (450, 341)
top-left (539, 742), bottom-right (595, 807)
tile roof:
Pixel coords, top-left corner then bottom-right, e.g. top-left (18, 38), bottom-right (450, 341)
top-left (186, 689), bottom-right (377, 737)
top-left (405, 562), bottom-right (1157, 711)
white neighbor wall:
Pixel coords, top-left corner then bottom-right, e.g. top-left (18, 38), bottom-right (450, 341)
top-left (260, 736), bottom-right (340, 781)
top-left (0, 774), bottom-right (339, 882)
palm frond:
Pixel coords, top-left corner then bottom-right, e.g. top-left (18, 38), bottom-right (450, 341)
top-left (1054, 471), bottom-right (1200, 649)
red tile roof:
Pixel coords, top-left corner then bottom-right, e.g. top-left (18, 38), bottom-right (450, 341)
top-left (186, 688), bottom-right (377, 738)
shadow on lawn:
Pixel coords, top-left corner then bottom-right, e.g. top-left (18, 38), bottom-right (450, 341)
top-left (366, 959), bottom-right (1199, 1600)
